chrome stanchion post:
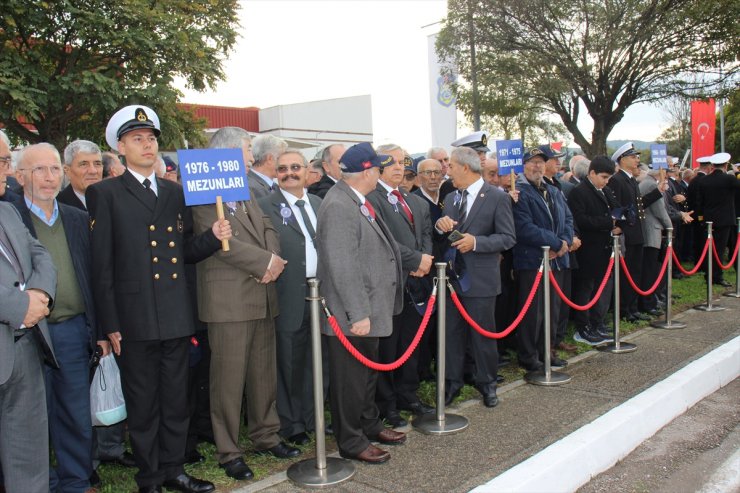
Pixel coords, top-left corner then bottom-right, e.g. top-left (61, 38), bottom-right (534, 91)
top-left (414, 263), bottom-right (468, 435)
top-left (526, 247), bottom-right (571, 385)
top-left (695, 222), bottom-right (725, 311)
top-left (652, 228), bottom-right (686, 329)
top-left (724, 218), bottom-right (740, 298)
top-left (287, 279), bottom-right (355, 487)
top-left (603, 234), bottom-right (637, 353)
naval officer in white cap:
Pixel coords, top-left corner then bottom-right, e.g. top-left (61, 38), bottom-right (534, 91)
top-left (87, 105), bottom-right (232, 493)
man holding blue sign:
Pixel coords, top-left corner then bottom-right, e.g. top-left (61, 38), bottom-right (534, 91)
top-left (88, 105), bottom-right (232, 493)
top-left (191, 133), bottom-right (298, 483)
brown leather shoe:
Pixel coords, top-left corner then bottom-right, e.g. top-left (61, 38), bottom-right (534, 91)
top-left (346, 444), bottom-right (390, 464)
top-left (556, 341), bottom-right (578, 353)
top-left (369, 428), bottom-right (407, 445)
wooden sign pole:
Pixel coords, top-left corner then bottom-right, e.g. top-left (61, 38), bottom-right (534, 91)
top-left (216, 195), bottom-right (230, 251)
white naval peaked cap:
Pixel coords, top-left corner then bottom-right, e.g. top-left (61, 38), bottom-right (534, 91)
top-left (611, 142), bottom-right (640, 163)
top-left (451, 130), bottom-right (490, 152)
top-left (708, 152), bottom-right (731, 165)
top-left (105, 105), bottom-right (161, 150)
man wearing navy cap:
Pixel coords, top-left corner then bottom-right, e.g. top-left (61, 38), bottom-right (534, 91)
top-left (606, 142), bottom-right (666, 322)
top-left (88, 104), bottom-right (232, 493)
top-left (687, 155), bottom-right (713, 267)
top-left (696, 153), bottom-right (739, 287)
top-left (317, 142), bottom-right (405, 464)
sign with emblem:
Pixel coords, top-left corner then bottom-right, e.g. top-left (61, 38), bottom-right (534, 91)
top-left (177, 148), bottom-right (251, 206)
top-left (650, 144), bottom-right (668, 169)
top-left (495, 139), bottom-right (524, 175)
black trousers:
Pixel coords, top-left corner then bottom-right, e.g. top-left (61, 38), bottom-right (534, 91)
top-left (117, 337), bottom-right (189, 488)
top-left (515, 269), bottom-right (564, 370)
top-left (620, 243), bottom-right (644, 316)
top-left (572, 269), bottom-right (614, 330)
top-left (639, 247), bottom-right (661, 311)
top-left (326, 335), bottom-right (384, 457)
top-left (554, 269), bottom-right (571, 345)
top-left (186, 330), bottom-right (213, 454)
top-left (710, 225), bottom-right (731, 282)
top-left (444, 294), bottom-right (499, 397)
top-left (376, 297), bottom-right (424, 415)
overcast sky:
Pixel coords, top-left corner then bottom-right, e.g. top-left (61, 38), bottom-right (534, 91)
top-left (177, 0), bottom-right (670, 152)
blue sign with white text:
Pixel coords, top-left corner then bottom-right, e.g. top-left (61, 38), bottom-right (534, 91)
top-left (496, 139), bottom-right (523, 175)
top-left (177, 148), bottom-right (251, 206)
top-left (650, 144), bottom-right (668, 169)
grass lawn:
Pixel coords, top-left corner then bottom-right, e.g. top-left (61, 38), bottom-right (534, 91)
top-left (97, 264), bottom-right (735, 492)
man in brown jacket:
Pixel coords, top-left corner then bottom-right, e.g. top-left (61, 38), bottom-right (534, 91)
top-left (192, 131), bottom-right (299, 483)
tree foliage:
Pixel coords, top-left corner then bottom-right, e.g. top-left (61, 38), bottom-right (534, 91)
top-left (0, 0), bottom-right (239, 149)
top-left (717, 88), bottom-right (740, 160)
top-left (438, 0), bottom-right (739, 157)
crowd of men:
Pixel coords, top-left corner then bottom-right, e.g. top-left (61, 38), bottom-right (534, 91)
top-left (1, 104), bottom-right (738, 493)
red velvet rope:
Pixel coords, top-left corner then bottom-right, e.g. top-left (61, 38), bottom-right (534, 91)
top-left (449, 269), bottom-right (543, 339)
top-left (326, 294), bottom-right (435, 371)
top-left (672, 238), bottom-right (710, 276)
top-left (712, 233), bottom-right (740, 270)
top-left (620, 246), bottom-right (671, 296)
top-left (550, 256), bottom-right (614, 311)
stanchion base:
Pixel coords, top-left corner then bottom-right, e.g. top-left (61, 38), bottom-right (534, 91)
top-left (525, 370), bottom-right (572, 386)
top-left (413, 412), bottom-right (469, 435)
top-left (287, 457), bottom-right (355, 489)
top-left (651, 320), bottom-right (687, 329)
top-left (600, 341), bottom-right (637, 353)
top-left (723, 292), bottom-right (740, 298)
top-left (694, 303), bottom-right (726, 311)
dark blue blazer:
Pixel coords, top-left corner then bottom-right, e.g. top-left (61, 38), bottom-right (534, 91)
top-left (12, 196), bottom-right (100, 348)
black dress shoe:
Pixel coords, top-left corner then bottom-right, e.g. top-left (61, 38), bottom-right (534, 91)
top-left (622, 313), bottom-right (640, 323)
top-left (219, 457), bottom-right (254, 481)
top-left (635, 312), bottom-right (652, 321)
top-left (645, 308), bottom-right (663, 317)
top-left (288, 431), bottom-right (311, 446)
top-left (482, 393), bottom-right (499, 408)
top-left (444, 388), bottom-right (461, 406)
top-left (255, 442), bottom-right (301, 459)
top-left (381, 410), bottom-right (407, 428)
top-left (162, 473), bottom-right (214, 493)
top-left (138, 486), bottom-right (162, 493)
top-left (398, 401), bottom-right (434, 415)
top-left (103, 451), bottom-right (137, 468)
top-left (496, 374), bottom-right (504, 383)
top-left (184, 450), bottom-right (205, 464)
top-left (715, 279), bottom-right (732, 287)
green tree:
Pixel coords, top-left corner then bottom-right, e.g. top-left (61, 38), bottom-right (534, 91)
top-left (438, 0), bottom-right (738, 158)
top-left (0, 0), bottom-right (239, 150)
top-left (717, 88), bottom-right (740, 159)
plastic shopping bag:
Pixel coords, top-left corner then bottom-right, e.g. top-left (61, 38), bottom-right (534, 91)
top-left (90, 354), bottom-right (127, 426)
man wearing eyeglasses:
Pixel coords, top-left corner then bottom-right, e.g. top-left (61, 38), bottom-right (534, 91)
top-left (58, 140), bottom-right (104, 211)
top-left (192, 134), bottom-right (298, 484)
top-left (258, 150), bottom-right (322, 449)
top-left (0, 131), bottom-right (19, 203)
top-left (11, 142), bottom-right (105, 493)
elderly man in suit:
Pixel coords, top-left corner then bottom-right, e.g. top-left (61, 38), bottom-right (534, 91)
top-left (317, 142), bottom-right (406, 464)
top-left (12, 143), bottom-right (106, 493)
top-left (308, 144), bottom-right (345, 199)
top-left (368, 144), bottom-right (434, 427)
top-left (58, 140), bottom-right (104, 211)
top-left (87, 105), bottom-right (231, 493)
top-left (193, 137), bottom-right (299, 483)
top-left (568, 156), bottom-right (620, 345)
top-left (257, 149), bottom-right (322, 446)
top-left (247, 134), bottom-right (286, 199)
top-left (0, 201), bottom-right (57, 493)
top-left (435, 146), bottom-right (516, 407)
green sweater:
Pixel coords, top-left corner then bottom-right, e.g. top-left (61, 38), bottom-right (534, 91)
top-left (31, 214), bottom-right (85, 324)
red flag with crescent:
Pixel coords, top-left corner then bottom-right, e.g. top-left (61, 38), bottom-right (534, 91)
top-left (690, 99), bottom-right (715, 168)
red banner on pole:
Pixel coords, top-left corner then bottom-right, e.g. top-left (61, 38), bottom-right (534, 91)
top-left (690, 99), bottom-right (716, 168)
top-left (550, 141), bottom-right (563, 152)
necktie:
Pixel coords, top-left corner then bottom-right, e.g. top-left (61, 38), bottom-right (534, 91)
top-left (363, 200), bottom-right (376, 220)
top-left (391, 190), bottom-right (414, 226)
top-left (294, 199), bottom-right (316, 242)
top-left (458, 189), bottom-right (468, 225)
top-left (0, 223), bottom-right (24, 283)
top-left (142, 178), bottom-right (157, 209)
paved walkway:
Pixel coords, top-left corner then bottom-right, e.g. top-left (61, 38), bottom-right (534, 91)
top-left (235, 296), bottom-right (740, 493)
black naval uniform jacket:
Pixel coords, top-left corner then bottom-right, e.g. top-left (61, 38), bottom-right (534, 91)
top-left (86, 171), bottom-right (220, 342)
top-left (606, 170), bottom-right (662, 246)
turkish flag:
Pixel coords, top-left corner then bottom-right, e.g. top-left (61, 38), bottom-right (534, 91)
top-left (550, 141), bottom-right (563, 152)
top-left (690, 99), bottom-right (716, 168)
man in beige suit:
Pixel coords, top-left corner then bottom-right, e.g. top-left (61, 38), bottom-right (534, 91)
top-left (192, 131), bottom-right (300, 483)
